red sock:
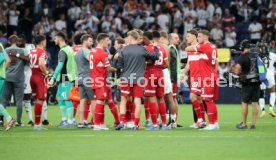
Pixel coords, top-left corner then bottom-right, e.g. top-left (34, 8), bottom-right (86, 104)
top-left (205, 101), bottom-right (217, 124)
top-left (34, 103), bottom-right (43, 125)
top-left (120, 114), bottom-right (126, 123)
top-left (131, 104), bottom-right (135, 122)
top-left (199, 102), bottom-right (206, 122)
top-left (126, 101), bottom-right (132, 122)
top-left (72, 101), bottom-right (79, 118)
top-left (144, 99), bottom-right (150, 120)
top-left (84, 104), bottom-right (90, 121)
top-left (192, 100), bottom-right (202, 120)
top-left (149, 102), bottom-right (158, 125)
top-left (134, 118), bottom-right (140, 126)
top-left (158, 102), bottom-right (167, 125)
top-left (108, 101), bottom-right (120, 124)
top-left (94, 103), bottom-right (104, 125)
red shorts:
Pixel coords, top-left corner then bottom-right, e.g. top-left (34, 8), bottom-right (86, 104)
top-left (190, 78), bottom-right (202, 96)
top-left (172, 82), bottom-right (178, 98)
top-left (144, 71), bottom-right (164, 97)
top-left (120, 83), bottom-right (144, 98)
top-left (201, 80), bottom-right (219, 101)
top-left (30, 75), bottom-right (47, 100)
top-left (93, 86), bottom-right (112, 100)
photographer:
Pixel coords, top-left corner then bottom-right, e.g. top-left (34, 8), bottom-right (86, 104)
top-left (232, 40), bottom-right (260, 129)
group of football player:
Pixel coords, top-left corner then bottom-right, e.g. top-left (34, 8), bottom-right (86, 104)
top-left (0, 27), bottom-right (220, 131)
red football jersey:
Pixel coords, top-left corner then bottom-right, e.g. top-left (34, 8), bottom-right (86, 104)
top-left (144, 44), bottom-right (167, 71)
top-left (187, 52), bottom-right (201, 79)
top-left (29, 47), bottom-right (48, 76)
top-left (89, 47), bottom-right (110, 89)
top-left (196, 42), bottom-right (218, 79)
top-left (72, 45), bottom-right (82, 54)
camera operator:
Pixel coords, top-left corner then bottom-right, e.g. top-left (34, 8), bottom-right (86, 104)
top-left (232, 40), bottom-right (260, 129)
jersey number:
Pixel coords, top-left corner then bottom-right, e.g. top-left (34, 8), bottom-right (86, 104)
top-left (155, 51), bottom-right (163, 65)
top-left (211, 50), bottom-right (217, 65)
top-left (89, 54), bottom-right (93, 69)
top-left (30, 54), bottom-right (38, 68)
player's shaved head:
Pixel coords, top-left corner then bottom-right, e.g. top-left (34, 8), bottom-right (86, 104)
top-left (169, 33), bottom-right (180, 45)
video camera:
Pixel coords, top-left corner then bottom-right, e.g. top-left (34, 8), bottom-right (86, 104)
top-left (230, 40), bottom-right (269, 59)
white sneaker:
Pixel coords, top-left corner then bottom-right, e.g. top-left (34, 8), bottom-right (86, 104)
top-left (100, 125), bottom-right (109, 130)
top-left (33, 125), bottom-right (48, 131)
top-left (189, 123), bottom-right (198, 129)
top-left (93, 125), bottom-right (109, 131)
top-left (126, 122), bottom-right (135, 129)
top-left (214, 122), bottom-right (220, 129)
top-left (200, 124), bottom-right (219, 131)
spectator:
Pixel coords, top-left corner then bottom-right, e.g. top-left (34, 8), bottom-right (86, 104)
top-left (184, 2), bottom-right (198, 22)
top-left (222, 8), bottom-right (236, 32)
top-left (0, 31), bottom-right (8, 46)
top-left (42, 3), bottom-right (52, 18)
top-left (74, 13), bottom-right (87, 30)
top-left (218, 63), bottom-right (229, 79)
top-left (206, 0), bottom-right (215, 21)
top-left (224, 28), bottom-right (237, 47)
top-left (55, 14), bottom-right (66, 31)
top-left (183, 16), bottom-right (195, 37)
top-left (196, 3), bottom-right (209, 29)
top-left (101, 15), bottom-right (112, 33)
top-left (68, 1), bottom-right (82, 22)
top-left (37, 16), bottom-right (51, 35)
top-left (214, 2), bottom-right (222, 18)
top-left (157, 10), bottom-right (170, 32)
top-left (173, 6), bottom-right (183, 29)
top-left (87, 11), bottom-right (100, 33)
top-left (248, 19), bottom-right (263, 44)
top-left (210, 23), bottom-right (224, 47)
top-left (0, 12), bottom-right (7, 33)
top-left (8, 3), bottom-right (20, 36)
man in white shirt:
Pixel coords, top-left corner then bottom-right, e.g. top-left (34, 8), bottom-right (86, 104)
top-left (67, 1), bottom-right (82, 22)
top-left (55, 14), bottom-right (67, 31)
top-left (157, 11), bottom-right (169, 32)
top-left (196, 5), bottom-right (209, 28)
top-left (248, 20), bottom-right (262, 44)
top-left (8, 3), bottom-right (20, 35)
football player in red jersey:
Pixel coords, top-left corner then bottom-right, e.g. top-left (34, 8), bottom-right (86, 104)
top-left (29, 35), bottom-right (50, 131)
top-left (185, 29), bottom-right (219, 130)
top-left (182, 29), bottom-right (206, 129)
top-left (89, 33), bottom-right (117, 130)
top-left (143, 31), bottom-right (169, 130)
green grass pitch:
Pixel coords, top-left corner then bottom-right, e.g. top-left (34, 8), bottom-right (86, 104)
top-left (0, 104), bottom-right (276, 160)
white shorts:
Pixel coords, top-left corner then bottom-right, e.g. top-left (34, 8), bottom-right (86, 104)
top-left (24, 67), bottom-right (32, 94)
top-left (261, 70), bottom-right (275, 90)
top-left (163, 68), bottom-right (172, 94)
